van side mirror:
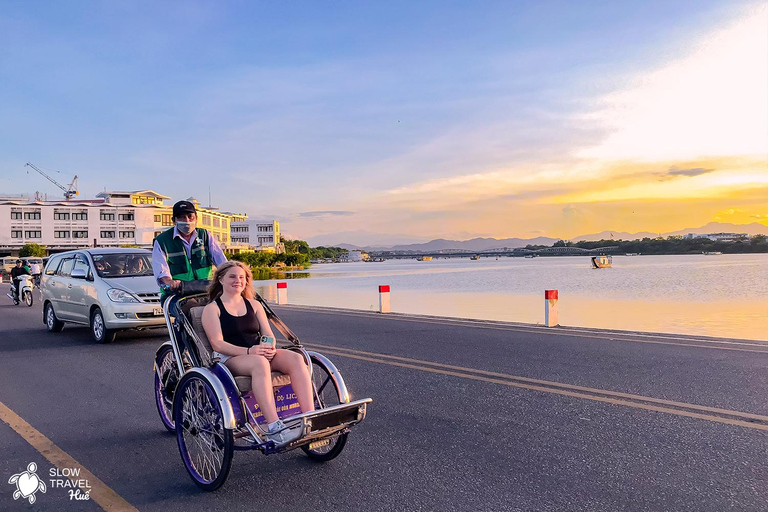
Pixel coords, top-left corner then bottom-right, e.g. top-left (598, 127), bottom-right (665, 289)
top-left (71, 268), bottom-right (87, 279)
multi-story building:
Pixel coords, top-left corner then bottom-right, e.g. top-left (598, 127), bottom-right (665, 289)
top-left (229, 219), bottom-right (282, 252)
top-left (0, 190), bottom-right (273, 256)
top-left (683, 232), bottom-right (748, 242)
top-left (0, 191), bottom-right (168, 254)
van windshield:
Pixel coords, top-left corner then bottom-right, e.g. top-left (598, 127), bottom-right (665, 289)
top-left (92, 253), bottom-right (153, 278)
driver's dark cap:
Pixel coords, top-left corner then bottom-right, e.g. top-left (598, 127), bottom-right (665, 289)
top-left (172, 200), bottom-right (196, 218)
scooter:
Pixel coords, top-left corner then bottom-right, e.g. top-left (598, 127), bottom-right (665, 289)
top-left (7, 275), bottom-right (34, 307)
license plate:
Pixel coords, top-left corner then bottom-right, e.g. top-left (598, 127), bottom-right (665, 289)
top-left (153, 307), bottom-right (163, 316)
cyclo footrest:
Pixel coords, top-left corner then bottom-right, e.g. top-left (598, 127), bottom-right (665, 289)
top-left (276, 398), bottom-right (372, 450)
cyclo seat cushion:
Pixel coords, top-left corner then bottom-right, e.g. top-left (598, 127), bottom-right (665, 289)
top-left (189, 306), bottom-right (290, 391)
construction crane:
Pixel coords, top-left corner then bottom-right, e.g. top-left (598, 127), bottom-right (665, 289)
top-left (24, 162), bottom-right (79, 200)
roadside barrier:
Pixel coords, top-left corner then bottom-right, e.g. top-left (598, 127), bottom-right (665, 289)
top-left (277, 282), bottom-right (287, 305)
top-left (379, 285), bottom-right (391, 313)
top-left (545, 290), bottom-right (559, 327)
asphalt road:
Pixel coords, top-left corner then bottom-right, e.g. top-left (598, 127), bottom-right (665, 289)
top-left (0, 298), bottom-right (767, 511)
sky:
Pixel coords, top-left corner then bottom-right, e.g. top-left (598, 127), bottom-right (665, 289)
top-left (0, 1), bottom-right (766, 246)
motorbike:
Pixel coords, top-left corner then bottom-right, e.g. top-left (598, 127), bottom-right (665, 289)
top-left (7, 275), bottom-right (34, 307)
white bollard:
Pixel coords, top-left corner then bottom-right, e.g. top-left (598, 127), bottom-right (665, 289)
top-left (544, 289), bottom-right (558, 327)
top-left (277, 282), bottom-right (288, 305)
top-left (379, 285), bottom-right (391, 313)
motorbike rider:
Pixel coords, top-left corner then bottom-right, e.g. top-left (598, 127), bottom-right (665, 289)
top-left (10, 259), bottom-right (30, 301)
top-left (152, 200), bottom-right (227, 299)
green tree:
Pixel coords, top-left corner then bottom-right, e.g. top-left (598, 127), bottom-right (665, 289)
top-left (19, 243), bottom-right (46, 257)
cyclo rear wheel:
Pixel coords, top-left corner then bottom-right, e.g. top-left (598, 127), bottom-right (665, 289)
top-left (301, 355), bottom-right (348, 461)
top-left (154, 345), bottom-right (178, 432)
top-left (174, 373), bottom-right (234, 491)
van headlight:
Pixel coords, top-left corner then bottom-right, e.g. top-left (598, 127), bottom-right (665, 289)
top-left (107, 289), bottom-right (139, 303)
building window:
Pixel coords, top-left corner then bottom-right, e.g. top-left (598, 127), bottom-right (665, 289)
top-left (202, 214), bottom-right (211, 226)
top-left (212, 218), bottom-right (220, 228)
top-left (25, 230), bottom-right (42, 238)
top-left (154, 215), bottom-right (161, 222)
top-left (72, 231), bottom-right (88, 239)
top-left (222, 220), bottom-right (227, 229)
top-left (162, 214), bottom-right (173, 226)
top-left (11, 211), bottom-right (22, 219)
top-left (118, 213), bottom-right (134, 221)
top-left (54, 231), bottom-right (70, 238)
top-left (72, 212), bottom-right (88, 221)
top-left (119, 231), bottom-right (135, 238)
top-left (11, 230), bottom-right (22, 238)
top-left (54, 212), bottom-right (70, 220)
top-left (100, 212), bottom-right (115, 221)
top-left (24, 212), bottom-right (41, 220)
top-left (100, 231), bottom-right (115, 238)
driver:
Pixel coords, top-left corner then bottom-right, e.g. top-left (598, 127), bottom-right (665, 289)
top-left (152, 200), bottom-right (227, 298)
top-left (10, 259), bottom-right (30, 300)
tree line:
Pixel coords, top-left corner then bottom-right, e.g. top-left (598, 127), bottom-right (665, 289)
top-left (527, 235), bottom-right (768, 254)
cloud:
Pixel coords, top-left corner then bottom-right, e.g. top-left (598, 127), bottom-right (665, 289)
top-left (298, 210), bottom-right (355, 218)
top-left (665, 167), bottom-right (714, 178)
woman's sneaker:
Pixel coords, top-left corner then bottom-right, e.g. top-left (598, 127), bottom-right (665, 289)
top-left (266, 419), bottom-right (302, 445)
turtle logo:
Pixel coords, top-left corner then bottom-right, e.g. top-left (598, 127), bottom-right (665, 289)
top-left (8, 462), bottom-right (46, 504)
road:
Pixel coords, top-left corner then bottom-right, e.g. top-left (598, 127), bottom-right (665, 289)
top-left (0, 298), bottom-right (767, 511)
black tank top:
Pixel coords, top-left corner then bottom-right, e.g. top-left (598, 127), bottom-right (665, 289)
top-left (216, 297), bottom-right (261, 348)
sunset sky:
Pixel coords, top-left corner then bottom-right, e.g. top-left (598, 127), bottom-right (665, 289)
top-left (1, 1), bottom-right (766, 245)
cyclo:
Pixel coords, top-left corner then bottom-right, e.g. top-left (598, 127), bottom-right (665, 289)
top-left (153, 281), bottom-right (372, 490)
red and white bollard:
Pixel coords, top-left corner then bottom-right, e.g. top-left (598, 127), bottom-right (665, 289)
top-left (379, 285), bottom-right (391, 313)
top-left (277, 282), bottom-right (288, 305)
top-left (544, 290), bottom-right (558, 327)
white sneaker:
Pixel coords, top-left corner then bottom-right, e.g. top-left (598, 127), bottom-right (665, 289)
top-left (266, 419), bottom-right (302, 445)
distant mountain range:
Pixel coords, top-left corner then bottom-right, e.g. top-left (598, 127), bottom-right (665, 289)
top-left (327, 222), bottom-right (768, 251)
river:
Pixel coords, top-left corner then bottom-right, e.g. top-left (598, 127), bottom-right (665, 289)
top-left (253, 253), bottom-right (768, 341)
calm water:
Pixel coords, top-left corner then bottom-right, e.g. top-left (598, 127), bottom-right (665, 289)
top-left (253, 254), bottom-right (768, 341)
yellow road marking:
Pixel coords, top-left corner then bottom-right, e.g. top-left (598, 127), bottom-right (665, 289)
top-left (0, 400), bottom-right (138, 512)
top-left (304, 343), bottom-right (768, 431)
top-left (282, 304), bottom-right (768, 353)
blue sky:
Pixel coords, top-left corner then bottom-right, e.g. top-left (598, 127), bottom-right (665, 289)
top-left (1, 1), bottom-right (765, 245)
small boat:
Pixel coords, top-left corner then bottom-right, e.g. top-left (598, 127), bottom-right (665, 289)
top-left (625, 253), bottom-right (639, 256)
top-left (417, 256), bottom-right (433, 261)
top-left (524, 254), bottom-right (538, 259)
top-left (470, 255), bottom-right (480, 260)
top-left (591, 255), bottom-right (612, 269)
top-left (703, 251), bottom-right (722, 255)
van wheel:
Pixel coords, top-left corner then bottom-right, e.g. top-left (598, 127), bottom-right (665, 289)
top-left (91, 308), bottom-right (116, 343)
top-left (45, 303), bottom-right (64, 332)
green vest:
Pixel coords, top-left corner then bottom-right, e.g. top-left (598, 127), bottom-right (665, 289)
top-left (154, 227), bottom-right (215, 284)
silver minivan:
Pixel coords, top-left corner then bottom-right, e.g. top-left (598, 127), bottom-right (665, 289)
top-left (41, 248), bottom-right (164, 342)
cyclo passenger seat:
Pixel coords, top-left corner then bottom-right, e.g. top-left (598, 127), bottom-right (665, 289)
top-left (188, 306), bottom-right (291, 393)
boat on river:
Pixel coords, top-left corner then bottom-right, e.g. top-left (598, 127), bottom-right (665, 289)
top-left (417, 256), bottom-right (433, 261)
top-left (470, 255), bottom-right (480, 260)
top-left (703, 251), bottom-right (723, 255)
top-left (591, 255), bottom-right (612, 268)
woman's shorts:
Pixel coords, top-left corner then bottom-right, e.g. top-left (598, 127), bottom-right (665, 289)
top-left (212, 350), bottom-right (231, 363)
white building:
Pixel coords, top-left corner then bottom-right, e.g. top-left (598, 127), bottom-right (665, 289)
top-left (340, 249), bottom-right (365, 262)
top-left (1, 189), bottom-right (278, 256)
top-left (0, 192), bottom-right (167, 254)
top-left (229, 219), bottom-right (282, 252)
top-left (683, 232), bottom-right (748, 242)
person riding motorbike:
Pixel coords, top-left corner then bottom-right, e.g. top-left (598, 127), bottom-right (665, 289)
top-left (152, 200), bottom-right (227, 300)
top-left (10, 260), bottom-right (30, 301)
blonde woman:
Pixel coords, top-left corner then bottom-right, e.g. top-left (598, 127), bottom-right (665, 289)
top-left (201, 261), bottom-right (314, 444)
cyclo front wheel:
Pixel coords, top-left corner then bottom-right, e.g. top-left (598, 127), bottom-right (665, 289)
top-left (154, 345), bottom-right (178, 432)
top-left (173, 373), bottom-right (234, 491)
top-left (301, 355), bottom-right (349, 461)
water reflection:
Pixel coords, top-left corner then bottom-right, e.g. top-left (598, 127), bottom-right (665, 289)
top-left (252, 255), bottom-right (768, 340)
